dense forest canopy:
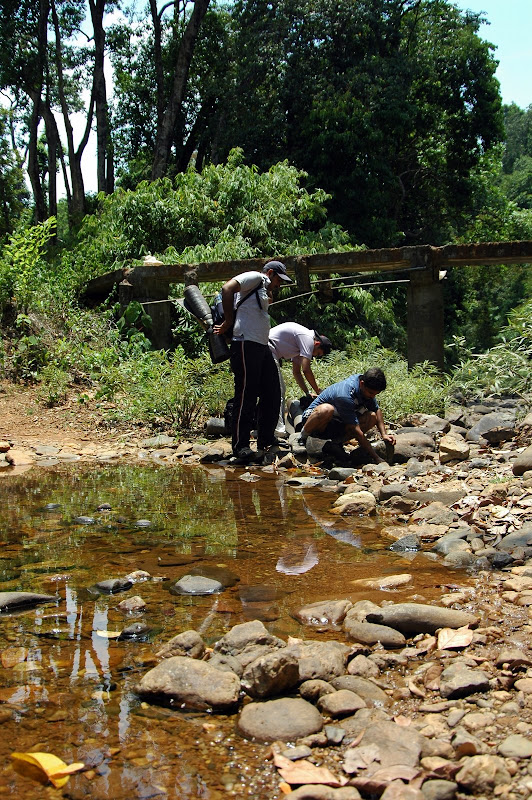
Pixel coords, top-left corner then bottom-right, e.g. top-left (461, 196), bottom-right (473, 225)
top-left (0, 0), bottom-right (530, 417)
top-left (0, 0), bottom-right (529, 243)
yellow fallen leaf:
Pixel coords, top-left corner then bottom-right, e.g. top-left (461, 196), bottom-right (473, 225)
top-left (11, 752), bottom-right (85, 788)
top-left (273, 754), bottom-right (341, 786)
top-left (94, 630), bottom-right (121, 639)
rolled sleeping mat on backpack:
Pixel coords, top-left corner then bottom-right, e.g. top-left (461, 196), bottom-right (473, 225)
top-left (287, 399), bottom-right (304, 433)
top-left (183, 285), bottom-right (213, 329)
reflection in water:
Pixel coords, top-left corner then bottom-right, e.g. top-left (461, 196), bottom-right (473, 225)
top-left (0, 463), bottom-right (467, 799)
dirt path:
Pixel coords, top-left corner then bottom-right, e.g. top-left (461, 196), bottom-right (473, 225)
top-left (0, 381), bottom-right (137, 449)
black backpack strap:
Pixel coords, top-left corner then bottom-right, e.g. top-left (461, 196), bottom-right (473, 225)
top-left (235, 276), bottom-right (264, 312)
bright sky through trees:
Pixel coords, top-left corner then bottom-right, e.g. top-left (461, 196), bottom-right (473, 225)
top-left (453, 0), bottom-right (531, 108)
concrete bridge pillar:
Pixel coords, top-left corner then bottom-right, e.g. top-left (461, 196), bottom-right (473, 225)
top-left (407, 266), bottom-right (444, 370)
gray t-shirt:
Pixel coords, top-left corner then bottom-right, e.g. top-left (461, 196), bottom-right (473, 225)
top-left (232, 271), bottom-right (271, 345)
top-left (269, 322), bottom-right (315, 361)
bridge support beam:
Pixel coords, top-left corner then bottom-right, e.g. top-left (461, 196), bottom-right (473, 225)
top-left (407, 267), bottom-right (444, 370)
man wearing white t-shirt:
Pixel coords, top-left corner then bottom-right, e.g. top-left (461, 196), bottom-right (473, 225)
top-left (214, 261), bottom-right (293, 462)
top-left (268, 322), bottom-right (332, 434)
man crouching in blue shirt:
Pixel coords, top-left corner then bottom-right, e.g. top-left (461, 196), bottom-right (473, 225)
top-left (301, 367), bottom-right (396, 464)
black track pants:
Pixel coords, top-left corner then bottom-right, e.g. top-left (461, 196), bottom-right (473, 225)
top-left (230, 340), bottom-right (281, 453)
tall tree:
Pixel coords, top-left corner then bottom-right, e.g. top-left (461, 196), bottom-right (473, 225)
top-left (216, 0), bottom-right (503, 246)
top-left (150, 0), bottom-right (211, 179)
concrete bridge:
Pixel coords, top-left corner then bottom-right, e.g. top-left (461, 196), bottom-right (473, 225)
top-left (84, 241), bottom-right (532, 368)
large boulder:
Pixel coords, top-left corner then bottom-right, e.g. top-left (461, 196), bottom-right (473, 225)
top-left (136, 656), bottom-right (240, 710)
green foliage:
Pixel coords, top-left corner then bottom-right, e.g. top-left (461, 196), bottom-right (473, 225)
top-left (37, 363), bottom-right (70, 406)
top-left (0, 218), bottom-right (57, 313)
top-left (449, 298), bottom-right (532, 398)
top-left (61, 149), bottom-right (352, 293)
top-left (115, 301), bottom-right (152, 350)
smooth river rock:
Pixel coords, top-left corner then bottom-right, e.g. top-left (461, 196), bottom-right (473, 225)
top-left (0, 591), bottom-right (56, 610)
top-left (237, 697), bottom-right (323, 742)
top-left (366, 603), bottom-right (478, 634)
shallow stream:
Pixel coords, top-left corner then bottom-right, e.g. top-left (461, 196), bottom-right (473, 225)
top-left (0, 463), bottom-right (467, 798)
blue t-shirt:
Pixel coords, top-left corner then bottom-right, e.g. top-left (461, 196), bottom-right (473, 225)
top-left (304, 374), bottom-right (379, 427)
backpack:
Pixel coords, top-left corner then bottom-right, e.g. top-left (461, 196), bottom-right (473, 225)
top-left (210, 277), bottom-right (264, 341)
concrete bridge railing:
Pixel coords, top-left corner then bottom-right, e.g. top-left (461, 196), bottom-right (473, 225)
top-left (84, 241), bottom-right (532, 369)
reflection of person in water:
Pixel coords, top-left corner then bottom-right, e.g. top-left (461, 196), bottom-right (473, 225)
top-left (224, 473), bottom-right (320, 578)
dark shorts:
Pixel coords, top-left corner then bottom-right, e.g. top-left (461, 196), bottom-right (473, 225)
top-left (302, 410), bottom-right (346, 442)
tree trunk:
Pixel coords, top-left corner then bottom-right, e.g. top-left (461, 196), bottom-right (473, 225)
top-left (27, 0), bottom-right (49, 223)
top-left (151, 0), bottom-right (211, 180)
top-left (50, 0), bottom-right (87, 224)
top-left (89, 0), bottom-right (114, 194)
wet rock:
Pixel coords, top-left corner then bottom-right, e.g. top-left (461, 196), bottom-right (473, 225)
top-left (118, 622), bottom-right (152, 641)
top-left (188, 565), bottom-right (240, 587)
top-left (136, 656), bottom-right (240, 710)
top-left (390, 534), bottom-right (420, 552)
top-left (466, 412), bottom-right (515, 442)
top-left (331, 675), bottom-right (390, 707)
top-left (343, 619), bottom-right (406, 649)
top-left (74, 515), bottom-right (96, 525)
top-left (0, 591), bottom-right (56, 610)
top-left (513, 445), bottom-right (532, 477)
top-left (439, 434), bottom-right (470, 464)
top-left (351, 573), bottom-right (412, 590)
top-left (134, 519), bottom-right (152, 527)
top-left (383, 496), bottom-right (417, 514)
top-left (155, 630), bottom-right (206, 659)
top-left (294, 599), bottom-right (353, 627)
top-left (117, 595), bottom-right (146, 613)
top-left (88, 578), bottom-right (133, 595)
top-left (366, 603), bottom-right (478, 634)
top-left (236, 697), bottom-right (323, 742)
top-left (331, 491), bottom-right (376, 516)
top-left (420, 779), bottom-right (457, 800)
top-left (455, 754), bottom-right (512, 792)
top-left (285, 639), bottom-right (350, 682)
top-left (241, 650), bottom-right (300, 698)
top-left (170, 575), bottom-right (223, 595)
top-left (439, 663), bottom-right (490, 699)
top-left (280, 744), bottom-right (313, 760)
top-left (498, 733), bottom-right (532, 758)
top-left (214, 620), bottom-right (285, 656)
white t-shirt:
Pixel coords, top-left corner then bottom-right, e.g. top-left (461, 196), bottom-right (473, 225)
top-left (232, 272), bottom-right (271, 345)
top-left (269, 322), bottom-right (315, 361)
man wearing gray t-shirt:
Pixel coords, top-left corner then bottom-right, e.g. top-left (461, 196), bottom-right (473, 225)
top-left (214, 261), bottom-right (293, 462)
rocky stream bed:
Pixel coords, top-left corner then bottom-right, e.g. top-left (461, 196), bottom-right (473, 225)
top-left (2, 396), bottom-right (532, 800)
